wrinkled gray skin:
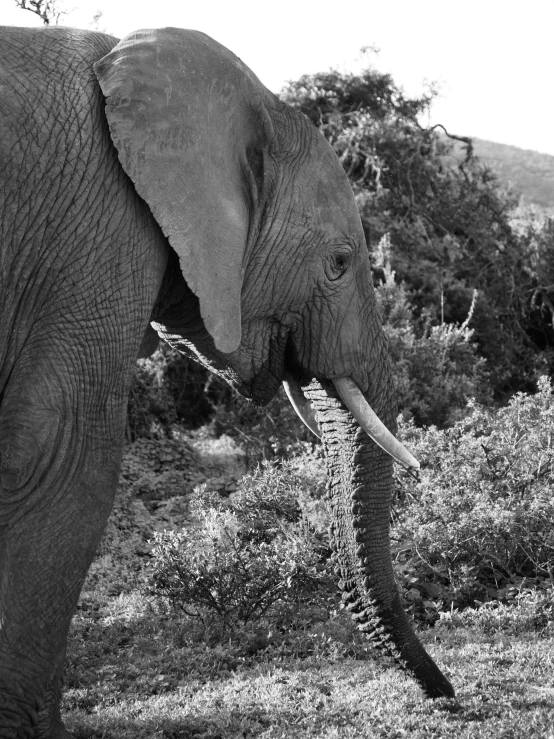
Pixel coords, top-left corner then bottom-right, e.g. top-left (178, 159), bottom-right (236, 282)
top-left (0, 26), bottom-right (453, 738)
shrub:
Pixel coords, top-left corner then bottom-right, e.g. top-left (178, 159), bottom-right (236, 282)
top-left (128, 343), bottom-right (313, 457)
top-left (127, 344), bottom-right (216, 439)
top-left (208, 388), bottom-right (313, 462)
top-left (440, 583), bottom-right (554, 636)
top-left (394, 376), bottom-right (554, 616)
top-left (127, 346), bottom-right (177, 440)
top-left (147, 462), bottom-right (333, 627)
top-left (375, 234), bottom-right (492, 427)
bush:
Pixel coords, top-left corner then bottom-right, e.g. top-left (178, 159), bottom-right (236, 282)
top-left (128, 343), bottom-right (313, 458)
top-left (439, 584), bottom-right (554, 636)
top-left (127, 346), bottom-right (177, 440)
top-left (393, 376), bottom-right (554, 617)
top-left (208, 388), bottom-right (314, 462)
top-left (147, 462), bottom-right (333, 628)
top-left (375, 234), bottom-right (492, 427)
top-left (127, 344), bottom-right (217, 439)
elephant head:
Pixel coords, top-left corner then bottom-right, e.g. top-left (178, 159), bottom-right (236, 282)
top-left (94, 28), bottom-right (453, 698)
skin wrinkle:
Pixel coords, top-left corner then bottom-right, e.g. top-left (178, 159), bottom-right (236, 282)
top-left (0, 28), bottom-right (168, 726)
top-left (287, 262), bottom-right (371, 390)
top-left (239, 148), bottom-right (365, 389)
top-left (6, 157), bottom-right (83, 284)
top-left (6, 43), bottom-right (113, 267)
top-left (241, 111), bottom-right (312, 270)
top-left (44, 153), bottom-right (107, 268)
top-left (239, 121), bottom-right (367, 385)
top-left (246, 232), bottom-right (318, 321)
top-left (0, 412), bottom-right (67, 526)
top-left (6, 79), bottom-right (144, 339)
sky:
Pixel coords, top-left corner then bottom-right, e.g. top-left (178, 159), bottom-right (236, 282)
top-left (3, 0), bottom-right (554, 156)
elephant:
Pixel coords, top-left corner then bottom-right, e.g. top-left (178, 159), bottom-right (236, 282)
top-left (0, 25), bottom-right (454, 738)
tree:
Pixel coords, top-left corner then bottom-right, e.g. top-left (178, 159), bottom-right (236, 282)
top-left (13, 0), bottom-right (65, 24)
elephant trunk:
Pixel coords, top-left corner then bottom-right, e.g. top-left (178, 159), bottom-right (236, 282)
top-left (302, 378), bottom-right (454, 699)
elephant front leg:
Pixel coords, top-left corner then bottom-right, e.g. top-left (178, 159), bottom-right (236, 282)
top-left (34, 647), bottom-right (69, 739)
top-left (0, 356), bottom-right (127, 738)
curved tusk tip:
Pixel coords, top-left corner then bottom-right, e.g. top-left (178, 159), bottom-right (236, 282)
top-left (333, 376), bottom-right (420, 470)
top-left (282, 376), bottom-right (321, 439)
top-left (394, 449), bottom-right (420, 470)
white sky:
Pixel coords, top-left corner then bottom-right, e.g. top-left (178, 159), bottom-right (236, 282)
top-left (3, 0), bottom-right (554, 156)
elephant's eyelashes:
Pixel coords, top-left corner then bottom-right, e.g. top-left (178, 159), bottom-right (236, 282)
top-left (326, 248), bottom-right (352, 281)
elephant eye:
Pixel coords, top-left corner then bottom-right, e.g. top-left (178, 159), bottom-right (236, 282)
top-left (326, 248), bottom-right (352, 281)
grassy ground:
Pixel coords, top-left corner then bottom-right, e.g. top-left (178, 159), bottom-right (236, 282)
top-left (62, 432), bottom-right (554, 738)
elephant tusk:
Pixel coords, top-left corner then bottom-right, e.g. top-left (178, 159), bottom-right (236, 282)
top-left (333, 377), bottom-right (420, 470)
top-left (282, 374), bottom-right (321, 439)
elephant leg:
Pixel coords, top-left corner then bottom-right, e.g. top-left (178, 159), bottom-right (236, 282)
top-left (33, 647), bottom-right (69, 739)
top-left (0, 344), bottom-right (131, 738)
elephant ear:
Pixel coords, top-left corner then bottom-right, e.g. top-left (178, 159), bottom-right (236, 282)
top-left (94, 28), bottom-right (273, 353)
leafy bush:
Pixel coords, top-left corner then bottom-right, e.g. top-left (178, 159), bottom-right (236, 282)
top-left (393, 376), bottom-right (554, 617)
top-left (127, 346), bottom-right (177, 440)
top-left (441, 584), bottom-right (554, 636)
top-left (127, 344), bottom-right (216, 439)
top-left (147, 463), bottom-right (333, 627)
top-left (128, 343), bottom-right (313, 458)
top-left (207, 388), bottom-right (314, 462)
top-left (375, 234), bottom-right (492, 427)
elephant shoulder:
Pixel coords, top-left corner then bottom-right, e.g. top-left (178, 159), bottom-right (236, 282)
top-left (0, 26), bottom-right (119, 88)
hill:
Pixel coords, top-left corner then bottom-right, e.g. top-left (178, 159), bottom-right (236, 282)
top-left (453, 137), bottom-right (554, 212)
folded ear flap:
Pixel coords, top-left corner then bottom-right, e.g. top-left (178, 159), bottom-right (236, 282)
top-left (94, 28), bottom-right (274, 353)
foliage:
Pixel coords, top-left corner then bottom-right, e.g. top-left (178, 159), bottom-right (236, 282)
top-left (147, 464), bottom-right (333, 627)
top-left (375, 234), bottom-right (492, 426)
top-left (65, 385), bottom-right (554, 735)
top-left (393, 376), bottom-right (554, 619)
top-left (127, 344), bottom-right (218, 440)
top-left (128, 344), bottom-right (315, 459)
top-left (515, 212), bottom-right (554, 361)
top-left (440, 584), bottom-right (554, 636)
top-left (207, 387), bottom-right (314, 461)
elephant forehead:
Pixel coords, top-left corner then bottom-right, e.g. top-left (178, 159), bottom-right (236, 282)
top-left (292, 146), bottom-right (363, 238)
top-left (280, 126), bottom-right (361, 223)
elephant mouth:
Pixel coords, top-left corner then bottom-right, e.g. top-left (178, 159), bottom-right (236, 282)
top-left (281, 357), bottom-right (419, 470)
top-left (239, 335), bottom-right (418, 471)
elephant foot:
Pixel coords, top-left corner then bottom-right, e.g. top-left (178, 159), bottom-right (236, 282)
top-left (33, 711), bottom-right (72, 739)
top-left (33, 711), bottom-right (73, 739)
top-left (33, 680), bottom-right (73, 739)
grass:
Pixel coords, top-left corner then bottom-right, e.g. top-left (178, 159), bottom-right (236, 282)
top-left (62, 431), bottom-right (554, 738)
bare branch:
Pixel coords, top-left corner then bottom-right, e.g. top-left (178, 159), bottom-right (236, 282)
top-left (429, 123), bottom-right (474, 157)
top-left (14, 0), bottom-right (66, 25)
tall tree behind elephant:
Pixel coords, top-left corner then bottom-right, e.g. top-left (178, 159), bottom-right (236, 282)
top-left (0, 26), bottom-right (453, 738)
